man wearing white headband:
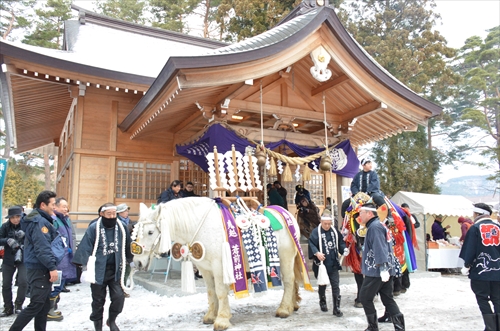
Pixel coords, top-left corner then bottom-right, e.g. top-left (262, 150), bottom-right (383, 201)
top-left (308, 209), bottom-right (348, 317)
top-left (73, 203), bottom-right (133, 331)
top-left (459, 203), bottom-right (499, 331)
top-left (357, 203), bottom-right (404, 331)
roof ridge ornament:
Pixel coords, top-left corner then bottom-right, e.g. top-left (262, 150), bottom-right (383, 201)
top-left (310, 46), bottom-right (332, 82)
top-left (301, 0), bottom-right (329, 10)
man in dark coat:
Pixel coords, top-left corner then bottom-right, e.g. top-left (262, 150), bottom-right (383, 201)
top-left (181, 181), bottom-right (199, 197)
top-left (9, 190), bottom-right (59, 331)
top-left (73, 203), bottom-right (133, 331)
top-left (350, 159), bottom-right (385, 207)
top-left (0, 206), bottom-right (27, 317)
top-left (309, 210), bottom-right (348, 316)
top-left (358, 203), bottom-right (404, 331)
top-left (47, 197), bottom-right (76, 321)
top-left (431, 215), bottom-right (450, 240)
top-left (266, 183), bottom-right (285, 207)
top-left (273, 181), bottom-right (288, 210)
top-left (459, 203), bottom-right (499, 331)
top-left (294, 185), bottom-right (311, 206)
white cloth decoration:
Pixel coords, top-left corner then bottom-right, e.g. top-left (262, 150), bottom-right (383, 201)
top-left (294, 165), bottom-right (301, 181)
top-left (277, 160), bottom-right (283, 175)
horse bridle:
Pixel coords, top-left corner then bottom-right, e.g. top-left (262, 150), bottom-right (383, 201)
top-left (131, 208), bottom-right (163, 263)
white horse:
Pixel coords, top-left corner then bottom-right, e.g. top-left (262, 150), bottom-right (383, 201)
top-left (133, 197), bottom-right (308, 330)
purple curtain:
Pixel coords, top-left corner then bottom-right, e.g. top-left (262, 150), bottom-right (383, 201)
top-left (175, 124), bottom-right (252, 172)
top-left (176, 124), bottom-right (360, 178)
top-left (265, 140), bottom-right (359, 178)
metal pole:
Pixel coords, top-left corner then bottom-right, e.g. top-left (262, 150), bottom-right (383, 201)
top-left (424, 214), bottom-right (428, 271)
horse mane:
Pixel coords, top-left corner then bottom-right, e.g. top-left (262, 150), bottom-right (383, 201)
top-left (157, 197), bottom-right (217, 252)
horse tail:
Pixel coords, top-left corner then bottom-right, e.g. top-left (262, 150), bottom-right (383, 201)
top-left (293, 253), bottom-right (303, 305)
top-left (293, 252), bottom-right (304, 287)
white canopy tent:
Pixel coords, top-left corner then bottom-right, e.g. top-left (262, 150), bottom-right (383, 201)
top-left (391, 191), bottom-right (473, 270)
top-left (391, 191), bottom-right (474, 217)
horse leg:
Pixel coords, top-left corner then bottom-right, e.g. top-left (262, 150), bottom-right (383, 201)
top-left (212, 271), bottom-right (232, 331)
top-left (276, 250), bottom-right (296, 318)
top-left (293, 280), bottom-right (301, 311)
top-left (201, 270), bottom-right (218, 325)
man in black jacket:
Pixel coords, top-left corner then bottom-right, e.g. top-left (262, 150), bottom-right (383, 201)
top-left (10, 191), bottom-right (59, 331)
top-left (459, 203), bottom-right (499, 331)
top-left (0, 206), bottom-right (27, 317)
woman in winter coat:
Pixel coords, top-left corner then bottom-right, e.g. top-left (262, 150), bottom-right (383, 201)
top-left (157, 180), bottom-right (183, 204)
top-left (297, 197), bottom-right (320, 239)
top-left (458, 216), bottom-right (474, 242)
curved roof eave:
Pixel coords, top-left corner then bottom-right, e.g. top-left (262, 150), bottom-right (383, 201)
top-left (0, 41), bottom-right (155, 86)
top-left (119, 6), bottom-right (442, 132)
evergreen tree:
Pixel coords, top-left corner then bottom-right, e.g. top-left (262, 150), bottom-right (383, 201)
top-left (0, 0), bottom-right (35, 40)
top-left (343, 0), bottom-right (459, 194)
top-left (215, 0), bottom-right (299, 42)
top-left (3, 159), bottom-right (44, 208)
top-left (150, 0), bottom-right (202, 33)
top-left (22, 0), bottom-right (72, 49)
top-left (94, 0), bottom-right (147, 24)
top-left (372, 127), bottom-right (440, 196)
top-left (451, 26), bottom-right (500, 184)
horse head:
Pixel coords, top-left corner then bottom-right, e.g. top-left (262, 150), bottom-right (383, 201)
top-left (132, 203), bottom-right (163, 271)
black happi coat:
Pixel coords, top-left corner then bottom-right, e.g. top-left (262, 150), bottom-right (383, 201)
top-left (309, 225), bottom-right (346, 274)
top-left (73, 220), bottom-right (132, 285)
top-left (459, 217), bottom-right (500, 282)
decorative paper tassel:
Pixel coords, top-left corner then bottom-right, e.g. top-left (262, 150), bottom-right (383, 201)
top-left (85, 256), bottom-right (96, 284)
top-left (282, 163), bottom-right (293, 182)
top-left (302, 163), bottom-right (311, 181)
top-left (181, 260), bottom-right (196, 293)
top-left (269, 157), bottom-right (277, 176)
top-left (222, 241), bottom-right (235, 285)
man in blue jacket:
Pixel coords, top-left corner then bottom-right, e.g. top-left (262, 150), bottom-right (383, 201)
top-left (358, 203), bottom-right (404, 331)
top-left (10, 191), bottom-right (58, 331)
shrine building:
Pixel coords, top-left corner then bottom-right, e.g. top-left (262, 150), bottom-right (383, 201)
top-left (0, 0), bottom-right (441, 229)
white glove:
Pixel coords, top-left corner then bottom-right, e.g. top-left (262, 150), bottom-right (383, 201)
top-left (461, 266), bottom-right (470, 276)
top-left (380, 270), bottom-right (390, 282)
top-left (343, 248), bottom-right (350, 256)
top-left (129, 261), bottom-right (136, 268)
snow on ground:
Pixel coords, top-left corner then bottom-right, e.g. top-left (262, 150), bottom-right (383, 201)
top-left (0, 273), bottom-right (484, 330)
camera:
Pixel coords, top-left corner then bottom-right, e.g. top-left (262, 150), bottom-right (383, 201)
top-left (14, 247), bottom-right (23, 265)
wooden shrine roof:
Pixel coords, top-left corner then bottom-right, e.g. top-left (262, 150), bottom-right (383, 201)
top-left (119, 5), bottom-right (441, 148)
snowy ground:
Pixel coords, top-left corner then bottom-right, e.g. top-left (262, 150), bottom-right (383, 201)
top-left (0, 271), bottom-right (484, 330)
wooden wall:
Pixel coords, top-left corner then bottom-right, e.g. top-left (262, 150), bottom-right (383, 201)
top-left (56, 87), bottom-right (183, 222)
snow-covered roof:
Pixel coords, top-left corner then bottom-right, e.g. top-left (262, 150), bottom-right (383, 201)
top-left (2, 22), bottom-right (214, 78)
top-left (208, 8), bottom-right (321, 55)
top-left (392, 191), bottom-right (474, 217)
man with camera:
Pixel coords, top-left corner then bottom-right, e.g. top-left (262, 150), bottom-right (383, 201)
top-left (0, 206), bottom-right (27, 317)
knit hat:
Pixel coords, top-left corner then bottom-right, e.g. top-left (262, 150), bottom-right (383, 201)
top-left (116, 203), bottom-right (130, 213)
top-left (458, 216), bottom-right (465, 223)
